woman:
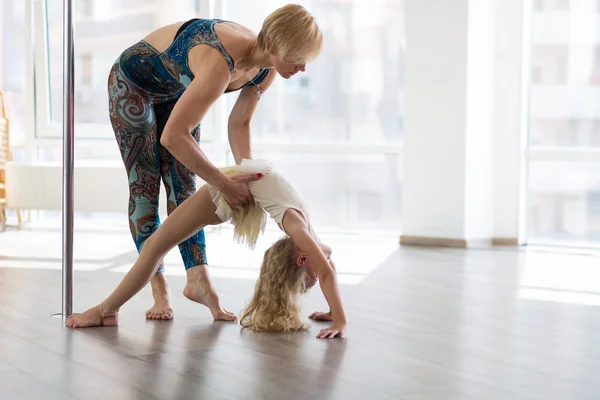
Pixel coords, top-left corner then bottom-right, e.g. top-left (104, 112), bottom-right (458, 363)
top-left (108, 4), bottom-right (323, 321)
top-left (67, 159), bottom-right (347, 339)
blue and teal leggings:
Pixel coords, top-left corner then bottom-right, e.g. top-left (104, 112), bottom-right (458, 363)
top-left (107, 42), bottom-right (207, 273)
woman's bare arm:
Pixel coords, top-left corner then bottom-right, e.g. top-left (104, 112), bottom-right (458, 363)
top-left (160, 47), bottom-right (231, 187)
top-left (228, 69), bottom-right (277, 164)
top-left (160, 47), bottom-right (261, 206)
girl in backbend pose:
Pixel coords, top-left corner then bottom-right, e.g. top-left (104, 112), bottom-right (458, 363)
top-left (66, 159), bottom-right (347, 339)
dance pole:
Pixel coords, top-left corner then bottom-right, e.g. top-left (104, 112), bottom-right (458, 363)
top-left (62, 0), bottom-right (75, 317)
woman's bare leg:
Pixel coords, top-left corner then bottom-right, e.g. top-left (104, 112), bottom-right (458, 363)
top-left (183, 265), bottom-right (234, 320)
top-left (66, 185), bottom-right (229, 328)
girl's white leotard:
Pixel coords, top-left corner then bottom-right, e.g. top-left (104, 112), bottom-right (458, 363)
top-left (208, 159), bottom-right (306, 226)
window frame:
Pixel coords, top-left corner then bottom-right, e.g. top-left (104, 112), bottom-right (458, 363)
top-left (30, 0), bottom-right (222, 143)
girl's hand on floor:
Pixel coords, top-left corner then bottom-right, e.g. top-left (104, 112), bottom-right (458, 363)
top-left (317, 324), bottom-right (346, 339)
top-left (309, 311), bottom-right (333, 321)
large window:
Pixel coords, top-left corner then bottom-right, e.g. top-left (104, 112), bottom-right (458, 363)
top-left (218, 0), bottom-right (405, 231)
top-left (8, 0), bottom-right (404, 233)
top-left (0, 0), bottom-right (27, 160)
top-left (525, 1), bottom-right (600, 246)
top-left (219, 0), bottom-right (404, 144)
top-left (226, 150), bottom-right (402, 231)
top-left (37, 0), bottom-right (205, 150)
top-left (30, 0), bottom-right (204, 163)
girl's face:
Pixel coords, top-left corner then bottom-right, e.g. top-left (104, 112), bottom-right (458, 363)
top-left (305, 273), bottom-right (318, 289)
top-left (296, 242), bottom-right (332, 288)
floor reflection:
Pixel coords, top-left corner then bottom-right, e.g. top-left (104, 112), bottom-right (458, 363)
top-left (519, 247), bottom-right (600, 306)
top-left (1, 223), bottom-right (399, 285)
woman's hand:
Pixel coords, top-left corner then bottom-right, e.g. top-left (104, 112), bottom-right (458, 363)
top-left (317, 323), bottom-right (346, 339)
top-left (219, 173), bottom-right (263, 208)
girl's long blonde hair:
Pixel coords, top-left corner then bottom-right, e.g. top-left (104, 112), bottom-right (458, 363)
top-left (214, 167), bottom-right (267, 249)
top-left (240, 236), bottom-right (310, 332)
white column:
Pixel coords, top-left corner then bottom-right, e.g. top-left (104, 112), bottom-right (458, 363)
top-left (493, 0), bottom-right (528, 244)
top-left (401, 0), bottom-right (520, 247)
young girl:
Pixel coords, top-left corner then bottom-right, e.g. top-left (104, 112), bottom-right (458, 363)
top-left (66, 159), bottom-right (347, 339)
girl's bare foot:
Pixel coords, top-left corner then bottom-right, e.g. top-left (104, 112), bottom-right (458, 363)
top-left (145, 272), bottom-right (173, 320)
top-left (65, 304), bottom-right (118, 328)
top-left (184, 265), bottom-right (237, 321)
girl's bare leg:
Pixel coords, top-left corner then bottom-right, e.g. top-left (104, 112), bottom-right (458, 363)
top-left (66, 186), bottom-right (230, 328)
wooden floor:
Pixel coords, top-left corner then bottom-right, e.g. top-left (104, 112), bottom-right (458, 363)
top-left (1, 233), bottom-right (600, 399)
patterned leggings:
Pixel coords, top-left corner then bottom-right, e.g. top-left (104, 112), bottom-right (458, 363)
top-left (108, 55), bottom-right (207, 273)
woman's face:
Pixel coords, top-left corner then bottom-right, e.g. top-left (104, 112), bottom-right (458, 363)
top-left (265, 41), bottom-right (308, 79)
top-left (271, 54), bottom-right (306, 79)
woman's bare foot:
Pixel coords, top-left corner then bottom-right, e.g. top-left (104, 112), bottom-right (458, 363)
top-left (145, 272), bottom-right (173, 320)
top-left (65, 304), bottom-right (119, 328)
top-left (183, 265), bottom-right (237, 321)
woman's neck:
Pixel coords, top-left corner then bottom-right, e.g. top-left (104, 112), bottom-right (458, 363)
top-left (238, 39), bottom-right (273, 70)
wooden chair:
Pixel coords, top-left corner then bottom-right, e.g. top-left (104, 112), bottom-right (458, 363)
top-left (0, 91), bottom-right (22, 227)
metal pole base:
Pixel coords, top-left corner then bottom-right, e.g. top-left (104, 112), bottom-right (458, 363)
top-left (51, 310), bottom-right (79, 319)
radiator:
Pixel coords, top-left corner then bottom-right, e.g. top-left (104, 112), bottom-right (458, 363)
top-left (5, 161), bottom-right (203, 214)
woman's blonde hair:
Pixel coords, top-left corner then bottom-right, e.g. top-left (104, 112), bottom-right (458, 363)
top-left (257, 4), bottom-right (323, 62)
top-left (240, 236), bottom-right (310, 332)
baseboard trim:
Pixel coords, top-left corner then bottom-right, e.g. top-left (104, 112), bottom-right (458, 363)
top-left (399, 235), bottom-right (467, 248)
top-left (490, 237), bottom-right (519, 246)
top-left (399, 235), bottom-right (519, 248)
